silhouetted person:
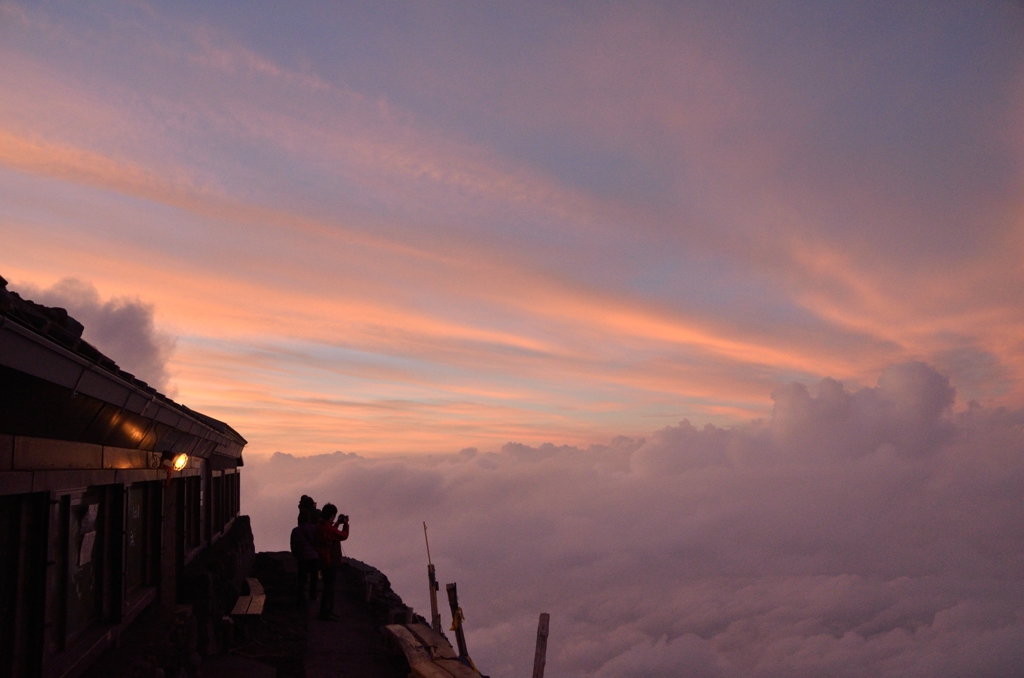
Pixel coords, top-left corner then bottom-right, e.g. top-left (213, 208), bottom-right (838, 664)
top-left (299, 494), bottom-right (322, 523)
top-left (316, 503), bottom-right (349, 621)
top-left (290, 509), bottom-right (319, 604)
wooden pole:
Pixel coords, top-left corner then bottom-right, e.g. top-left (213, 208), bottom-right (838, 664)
top-left (532, 613), bottom-right (550, 678)
top-left (445, 582), bottom-right (469, 659)
top-left (427, 564), bottom-right (441, 633)
top-left (424, 523), bottom-right (442, 633)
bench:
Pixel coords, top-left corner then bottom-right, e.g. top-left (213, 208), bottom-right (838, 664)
top-left (226, 577), bottom-right (266, 645)
top-left (231, 577), bottom-right (266, 616)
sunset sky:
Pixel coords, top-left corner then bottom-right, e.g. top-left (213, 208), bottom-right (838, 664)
top-left (3, 2), bottom-right (1021, 458)
top-left (3, 4), bottom-right (1024, 676)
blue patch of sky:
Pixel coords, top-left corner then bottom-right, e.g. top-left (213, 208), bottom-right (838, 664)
top-left (144, 3), bottom-right (685, 206)
top-left (736, 1), bottom-right (1024, 258)
top-left (623, 252), bottom-right (789, 315)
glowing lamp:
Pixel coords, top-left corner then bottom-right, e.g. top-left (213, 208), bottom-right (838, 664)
top-left (160, 451), bottom-right (190, 472)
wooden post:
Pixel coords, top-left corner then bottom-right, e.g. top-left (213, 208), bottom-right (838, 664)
top-left (424, 522), bottom-right (442, 633)
top-left (532, 613), bottom-right (550, 678)
top-left (445, 582), bottom-right (469, 659)
top-left (428, 563), bottom-right (442, 633)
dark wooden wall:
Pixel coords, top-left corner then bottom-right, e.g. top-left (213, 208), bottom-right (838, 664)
top-left (0, 464), bottom-right (241, 678)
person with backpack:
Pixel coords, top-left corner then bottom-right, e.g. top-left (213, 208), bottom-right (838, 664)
top-left (290, 509), bottom-right (320, 604)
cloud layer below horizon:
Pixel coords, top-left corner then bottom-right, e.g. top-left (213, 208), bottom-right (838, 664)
top-left (246, 362), bottom-right (1024, 677)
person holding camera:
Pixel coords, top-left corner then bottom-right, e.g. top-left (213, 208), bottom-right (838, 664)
top-left (315, 503), bottom-right (349, 621)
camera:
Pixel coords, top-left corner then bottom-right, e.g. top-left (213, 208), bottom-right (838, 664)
top-left (338, 514), bottom-right (349, 524)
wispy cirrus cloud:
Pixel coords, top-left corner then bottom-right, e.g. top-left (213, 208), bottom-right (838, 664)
top-left (1, 0), bottom-right (1023, 459)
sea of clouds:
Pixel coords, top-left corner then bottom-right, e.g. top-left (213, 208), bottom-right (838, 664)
top-left (246, 362), bottom-right (1024, 677)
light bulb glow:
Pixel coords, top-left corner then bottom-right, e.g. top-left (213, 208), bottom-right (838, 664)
top-left (171, 453), bottom-right (189, 471)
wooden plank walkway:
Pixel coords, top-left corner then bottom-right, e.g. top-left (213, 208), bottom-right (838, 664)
top-left (383, 623), bottom-right (482, 678)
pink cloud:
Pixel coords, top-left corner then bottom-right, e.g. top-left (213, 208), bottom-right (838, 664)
top-left (15, 277), bottom-right (176, 392)
top-left (244, 363), bottom-right (1024, 677)
top-left (2, 2), bottom-right (1023, 457)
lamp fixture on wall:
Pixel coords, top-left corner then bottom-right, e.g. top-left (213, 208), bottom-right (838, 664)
top-left (160, 451), bottom-right (190, 484)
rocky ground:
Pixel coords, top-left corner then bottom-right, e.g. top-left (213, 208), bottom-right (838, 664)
top-left (83, 550), bottom-right (418, 677)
